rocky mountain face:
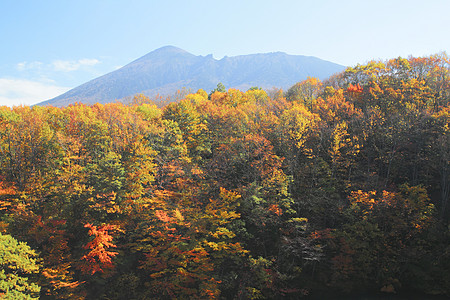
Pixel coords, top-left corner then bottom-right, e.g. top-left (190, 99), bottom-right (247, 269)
top-left (39, 46), bottom-right (345, 106)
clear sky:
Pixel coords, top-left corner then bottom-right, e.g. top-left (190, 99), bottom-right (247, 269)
top-left (1, 0), bottom-right (449, 106)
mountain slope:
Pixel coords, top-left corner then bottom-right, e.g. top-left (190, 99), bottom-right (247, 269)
top-left (39, 46), bottom-right (345, 106)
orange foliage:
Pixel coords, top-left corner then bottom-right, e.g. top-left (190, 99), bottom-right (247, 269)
top-left (80, 223), bottom-right (120, 276)
top-left (347, 83), bottom-right (363, 95)
top-left (0, 179), bottom-right (17, 211)
top-left (155, 210), bottom-right (172, 223)
top-left (268, 204), bottom-right (282, 216)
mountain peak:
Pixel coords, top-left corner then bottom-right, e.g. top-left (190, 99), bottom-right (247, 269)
top-left (134, 46), bottom-right (194, 62)
top-left (39, 47), bottom-right (346, 107)
top-left (152, 45), bottom-right (189, 54)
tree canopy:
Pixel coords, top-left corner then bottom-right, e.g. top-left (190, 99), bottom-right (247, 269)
top-left (0, 53), bottom-right (449, 299)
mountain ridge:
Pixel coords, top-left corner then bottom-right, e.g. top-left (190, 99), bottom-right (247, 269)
top-left (38, 46), bottom-right (346, 106)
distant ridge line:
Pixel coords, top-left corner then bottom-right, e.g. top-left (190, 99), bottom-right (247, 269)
top-left (38, 46), bottom-right (346, 107)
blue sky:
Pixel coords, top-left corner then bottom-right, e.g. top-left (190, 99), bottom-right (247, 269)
top-left (1, 0), bottom-right (449, 106)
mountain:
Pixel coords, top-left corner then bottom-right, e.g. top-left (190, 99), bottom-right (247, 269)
top-left (38, 46), bottom-right (346, 106)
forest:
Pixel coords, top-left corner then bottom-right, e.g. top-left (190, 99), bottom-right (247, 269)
top-left (0, 54), bottom-right (449, 299)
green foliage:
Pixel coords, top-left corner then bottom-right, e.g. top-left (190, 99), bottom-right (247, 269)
top-left (136, 103), bottom-right (162, 121)
top-left (0, 233), bottom-right (40, 299)
top-left (209, 82), bottom-right (226, 97)
top-left (327, 185), bottom-right (436, 292)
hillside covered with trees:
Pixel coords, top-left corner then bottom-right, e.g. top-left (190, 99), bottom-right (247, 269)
top-left (0, 54), bottom-right (449, 299)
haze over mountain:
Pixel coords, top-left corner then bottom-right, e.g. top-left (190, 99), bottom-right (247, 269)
top-left (38, 46), bottom-right (346, 106)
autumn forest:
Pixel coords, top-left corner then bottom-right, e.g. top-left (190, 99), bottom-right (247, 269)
top-left (1, 54), bottom-right (450, 299)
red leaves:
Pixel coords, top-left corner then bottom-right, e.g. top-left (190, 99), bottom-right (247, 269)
top-left (80, 223), bottom-right (119, 276)
top-left (268, 204), bottom-right (282, 216)
top-left (0, 179), bottom-right (17, 212)
top-left (346, 83), bottom-right (364, 105)
top-left (347, 83), bottom-right (363, 94)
